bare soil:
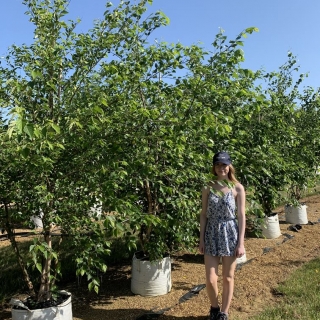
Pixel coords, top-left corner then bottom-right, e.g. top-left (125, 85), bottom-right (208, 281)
top-left (1, 194), bottom-right (320, 320)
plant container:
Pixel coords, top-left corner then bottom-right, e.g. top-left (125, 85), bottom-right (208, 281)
top-left (131, 251), bottom-right (172, 296)
top-left (10, 291), bottom-right (72, 320)
top-left (236, 251), bottom-right (247, 264)
top-left (285, 204), bottom-right (308, 224)
top-left (261, 213), bottom-right (281, 239)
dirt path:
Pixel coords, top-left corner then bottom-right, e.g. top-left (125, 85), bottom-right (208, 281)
top-left (1, 194), bottom-right (320, 320)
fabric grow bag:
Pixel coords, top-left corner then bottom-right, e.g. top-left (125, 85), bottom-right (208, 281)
top-left (236, 251), bottom-right (247, 264)
top-left (131, 252), bottom-right (172, 296)
top-left (285, 204), bottom-right (308, 225)
top-left (262, 214), bottom-right (281, 239)
top-left (10, 291), bottom-right (72, 320)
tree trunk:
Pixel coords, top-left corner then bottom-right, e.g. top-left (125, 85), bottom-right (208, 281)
top-left (4, 203), bottom-right (36, 297)
top-left (38, 225), bottom-right (53, 301)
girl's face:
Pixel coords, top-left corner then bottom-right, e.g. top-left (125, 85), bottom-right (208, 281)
top-left (214, 162), bottom-right (230, 177)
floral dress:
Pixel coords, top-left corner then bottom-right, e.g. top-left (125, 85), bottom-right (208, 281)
top-left (204, 189), bottom-right (239, 256)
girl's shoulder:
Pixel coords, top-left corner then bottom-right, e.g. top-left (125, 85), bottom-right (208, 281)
top-left (234, 182), bottom-right (245, 193)
top-left (202, 184), bottom-right (211, 195)
top-left (202, 181), bottom-right (218, 196)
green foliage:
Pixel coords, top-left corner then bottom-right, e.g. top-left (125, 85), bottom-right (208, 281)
top-left (245, 199), bottom-right (265, 237)
top-left (285, 85), bottom-right (320, 205)
top-left (85, 18), bottom-right (260, 262)
top-left (1, 0), bottom-right (320, 302)
top-left (0, 0), bottom-right (172, 299)
top-left (228, 52), bottom-right (320, 217)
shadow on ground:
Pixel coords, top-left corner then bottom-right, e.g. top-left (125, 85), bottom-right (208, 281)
top-left (173, 253), bottom-right (204, 265)
top-left (73, 306), bottom-right (209, 320)
top-left (0, 310), bottom-right (10, 320)
top-left (159, 317), bottom-right (207, 320)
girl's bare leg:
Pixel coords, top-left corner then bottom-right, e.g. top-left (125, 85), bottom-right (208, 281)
top-left (221, 256), bottom-right (237, 313)
top-left (204, 255), bottom-right (220, 307)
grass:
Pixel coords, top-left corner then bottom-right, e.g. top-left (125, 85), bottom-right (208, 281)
top-left (247, 257), bottom-right (320, 320)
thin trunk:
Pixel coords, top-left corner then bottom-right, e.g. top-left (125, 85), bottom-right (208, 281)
top-left (140, 179), bottom-right (155, 248)
top-left (4, 203), bottom-right (35, 297)
top-left (145, 179), bottom-right (153, 215)
top-left (49, 90), bottom-right (54, 120)
top-left (38, 225), bottom-right (52, 301)
top-left (51, 236), bottom-right (62, 289)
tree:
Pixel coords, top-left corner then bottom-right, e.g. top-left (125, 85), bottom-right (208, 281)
top-left (102, 28), bottom-right (265, 260)
top-left (0, 0), bottom-right (169, 301)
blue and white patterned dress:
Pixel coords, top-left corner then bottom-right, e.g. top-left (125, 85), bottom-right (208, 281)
top-left (204, 189), bottom-right (239, 256)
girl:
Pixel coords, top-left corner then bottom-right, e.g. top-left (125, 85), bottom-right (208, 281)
top-left (199, 151), bottom-right (246, 320)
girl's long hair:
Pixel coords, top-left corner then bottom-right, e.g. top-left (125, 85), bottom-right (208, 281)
top-left (212, 164), bottom-right (239, 183)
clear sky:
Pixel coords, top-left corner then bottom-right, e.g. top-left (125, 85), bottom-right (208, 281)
top-left (1, 0), bottom-right (320, 89)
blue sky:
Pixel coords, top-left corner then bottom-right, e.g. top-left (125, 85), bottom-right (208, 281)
top-left (1, 0), bottom-right (320, 89)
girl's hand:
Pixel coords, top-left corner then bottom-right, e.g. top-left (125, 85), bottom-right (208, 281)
top-left (235, 244), bottom-right (245, 258)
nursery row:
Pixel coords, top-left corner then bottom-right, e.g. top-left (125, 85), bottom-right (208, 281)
top-left (0, 1), bottom-right (320, 316)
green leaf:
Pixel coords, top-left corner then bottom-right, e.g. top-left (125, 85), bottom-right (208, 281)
top-left (88, 281), bottom-right (94, 291)
top-left (47, 141), bottom-right (54, 150)
top-left (36, 263), bottom-right (42, 273)
top-left (23, 124), bottom-right (34, 139)
top-left (100, 99), bottom-right (108, 107)
top-left (51, 123), bottom-right (60, 134)
top-left (31, 70), bottom-right (42, 79)
top-left (16, 118), bottom-right (26, 133)
top-left (93, 105), bottom-right (104, 114)
top-left (21, 147), bottom-right (30, 158)
top-left (7, 126), bottom-right (14, 139)
top-left (101, 265), bottom-right (107, 273)
top-left (159, 11), bottom-right (170, 25)
top-left (94, 284), bottom-right (99, 294)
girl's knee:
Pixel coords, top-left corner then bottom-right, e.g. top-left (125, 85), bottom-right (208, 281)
top-left (222, 275), bottom-right (234, 284)
top-left (207, 276), bottom-right (218, 288)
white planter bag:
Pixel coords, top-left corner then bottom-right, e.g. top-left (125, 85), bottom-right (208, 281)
top-left (285, 204), bottom-right (308, 225)
top-left (219, 251), bottom-right (247, 264)
top-left (10, 291), bottom-right (72, 320)
top-left (236, 251), bottom-right (247, 264)
top-left (88, 198), bottom-right (103, 218)
top-left (131, 252), bottom-right (172, 296)
top-left (262, 214), bottom-right (281, 239)
top-left (30, 209), bottom-right (44, 229)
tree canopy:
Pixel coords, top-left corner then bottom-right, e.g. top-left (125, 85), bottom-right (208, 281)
top-left (0, 0), bottom-right (319, 300)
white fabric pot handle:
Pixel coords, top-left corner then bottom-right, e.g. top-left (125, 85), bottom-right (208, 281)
top-left (10, 298), bottom-right (30, 311)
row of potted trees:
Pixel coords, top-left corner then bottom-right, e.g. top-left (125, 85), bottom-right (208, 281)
top-left (1, 1), bottom-right (320, 319)
top-left (232, 54), bottom-right (320, 239)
